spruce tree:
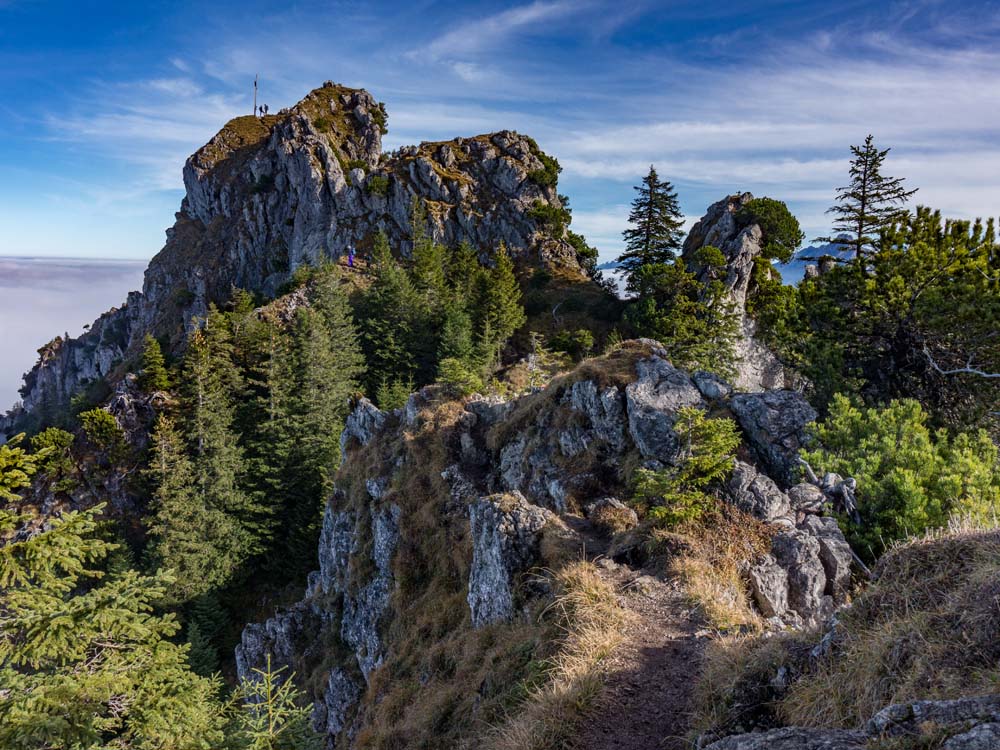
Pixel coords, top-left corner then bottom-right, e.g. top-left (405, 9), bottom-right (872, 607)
top-left (138, 333), bottom-right (170, 392)
top-left (0, 503), bottom-right (225, 748)
top-left (617, 165), bottom-right (685, 290)
top-left (477, 242), bottom-right (526, 361)
top-left (228, 656), bottom-right (322, 750)
top-left (818, 134), bottom-right (917, 267)
top-left (358, 231), bottom-right (420, 394)
top-left (0, 433), bottom-right (44, 501)
top-left (181, 311), bottom-right (266, 576)
top-left (145, 414), bottom-right (241, 603)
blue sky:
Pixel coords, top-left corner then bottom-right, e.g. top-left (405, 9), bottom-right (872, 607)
top-left (2, 0), bottom-right (1000, 262)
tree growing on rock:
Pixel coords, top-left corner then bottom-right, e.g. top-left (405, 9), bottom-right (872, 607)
top-left (138, 333), bottom-right (170, 392)
top-left (817, 134), bottom-right (917, 268)
top-left (617, 165), bottom-right (685, 291)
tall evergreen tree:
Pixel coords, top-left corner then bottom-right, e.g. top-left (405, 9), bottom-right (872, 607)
top-left (477, 242), bottom-right (526, 362)
top-left (138, 333), bottom-right (170, 392)
top-left (617, 165), bottom-right (685, 289)
top-left (183, 309), bottom-right (267, 566)
top-left (358, 231), bottom-right (420, 395)
top-left (145, 414), bottom-right (241, 603)
top-left (817, 134), bottom-right (917, 267)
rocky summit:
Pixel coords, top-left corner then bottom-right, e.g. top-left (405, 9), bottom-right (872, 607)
top-left (3, 82), bottom-right (585, 432)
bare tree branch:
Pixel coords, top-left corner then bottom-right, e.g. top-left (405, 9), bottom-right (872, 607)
top-left (923, 345), bottom-right (1000, 379)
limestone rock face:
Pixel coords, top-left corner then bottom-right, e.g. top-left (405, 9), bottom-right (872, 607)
top-left (730, 390), bottom-right (817, 488)
top-left (625, 356), bottom-right (703, 462)
top-left (682, 193), bottom-right (787, 392)
top-left (3, 81), bottom-right (588, 435)
top-left (467, 491), bottom-right (552, 628)
top-left (236, 341), bottom-right (862, 747)
top-left (339, 398), bottom-right (386, 461)
top-left (703, 727), bottom-right (867, 750)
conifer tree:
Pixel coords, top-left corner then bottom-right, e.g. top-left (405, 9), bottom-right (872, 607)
top-left (447, 240), bottom-right (481, 300)
top-left (228, 656), bottom-right (322, 750)
top-left (145, 414), bottom-right (241, 603)
top-left (0, 503), bottom-right (225, 748)
top-left (138, 333), bottom-right (170, 392)
top-left (617, 165), bottom-right (685, 289)
top-left (358, 231), bottom-right (420, 394)
top-left (0, 433), bottom-right (44, 501)
top-left (817, 134), bottom-right (917, 267)
top-left (184, 308), bottom-right (270, 557)
top-left (477, 242), bottom-right (526, 360)
top-left (30, 427), bottom-right (78, 492)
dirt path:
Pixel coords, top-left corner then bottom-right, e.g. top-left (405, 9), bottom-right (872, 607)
top-left (573, 536), bottom-right (711, 750)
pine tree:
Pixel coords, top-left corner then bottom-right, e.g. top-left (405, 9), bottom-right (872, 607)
top-left (186, 619), bottom-right (219, 676)
top-left (817, 134), bottom-right (918, 267)
top-left (477, 242), bottom-right (526, 360)
top-left (0, 503), bottom-right (225, 748)
top-left (30, 427), bottom-right (78, 492)
top-left (617, 165), bottom-right (685, 290)
top-left (447, 240), bottom-right (481, 300)
top-left (228, 655), bottom-right (322, 750)
top-left (138, 333), bottom-right (170, 392)
top-left (145, 414), bottom-right (242, 603)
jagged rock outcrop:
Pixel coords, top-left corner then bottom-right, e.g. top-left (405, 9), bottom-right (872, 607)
top-left (235, 340), bottom-right (856, 747)
top-left (3, 81), bottom-right (589, 435)
top-left (703, 695), bottom-right (1000, 750)
top-left (730, 390), bottom-right (817, 488)
top-left (467, 491), bottom-right (554, 627)
top-left (683, 193), bottom-right (787, 392)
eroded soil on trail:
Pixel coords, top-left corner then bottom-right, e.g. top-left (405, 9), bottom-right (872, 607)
top-left (574, 554), bottom-right (711, 750)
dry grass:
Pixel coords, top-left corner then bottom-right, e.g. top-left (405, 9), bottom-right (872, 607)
top-left (692, 524), bottom-right (1000, 741)
top-left (480, 562), bottom-right (632, 750)
top-left (779, 527), bottom-right (1000, 729)
top-left (649, 505), bottom-right (771, 632)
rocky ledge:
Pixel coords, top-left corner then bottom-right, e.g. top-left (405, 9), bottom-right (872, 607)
top-left (235, 340), bottom-right (858, 746)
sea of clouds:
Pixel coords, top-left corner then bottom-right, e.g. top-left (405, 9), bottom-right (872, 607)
top-left (0, 257), bottom-right (146, 414)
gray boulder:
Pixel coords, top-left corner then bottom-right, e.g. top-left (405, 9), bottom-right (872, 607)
top-left (563, 379), bottom-right (626, 451)
top-left (788, 483), bottom-right (826, 514)
top-left (771, 530), bottom-right (829, 621)
top-left (727, 459), bottom-right (792, 522)
top-left (944, 723), bottom-right (1000, 749)
top-left (467, 492), bottom-right (552, 627)
top-left (730, 391), bottom-right (817, 488)
top-left (625, 356), bottom-right (703, 462)
top-left (703, 727), bottom-right (866, 750)
top-left (747, 555), bottom-right (789, 618)
top-left (797, 515), bottom-right (853, 602)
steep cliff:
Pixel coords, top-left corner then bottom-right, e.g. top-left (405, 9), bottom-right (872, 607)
top-left (3, 82), bottom-right (588, 434)
top-left (236, 340), bottom-right (858, 748)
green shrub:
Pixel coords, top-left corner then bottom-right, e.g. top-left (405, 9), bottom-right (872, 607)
top-left (632, 408), bottom-right (741, 527)
top-left (549, 329), bottom-right (594, 361)
top-left (371, 102), bottom-right (388, 135)
top-left (437, 358), bottom-right (484, 397)
top-left (802, 395), bottom-right (1000, 559)
top-left (527, 200), bottom-right (571, 236)
top-left (528, 151), bottom-right (561, 187)
top-left (30, 428), bottom-right (77, 492)
top-left (79, 408), bottom-right (126, 460)
top-left (367, 174), bottom-right (390, 197)
top-left (736, 197), bottom-right (804, 262)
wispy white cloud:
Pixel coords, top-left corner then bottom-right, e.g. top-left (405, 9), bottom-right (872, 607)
top-left (419, 0), bottom-right (583, 60)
